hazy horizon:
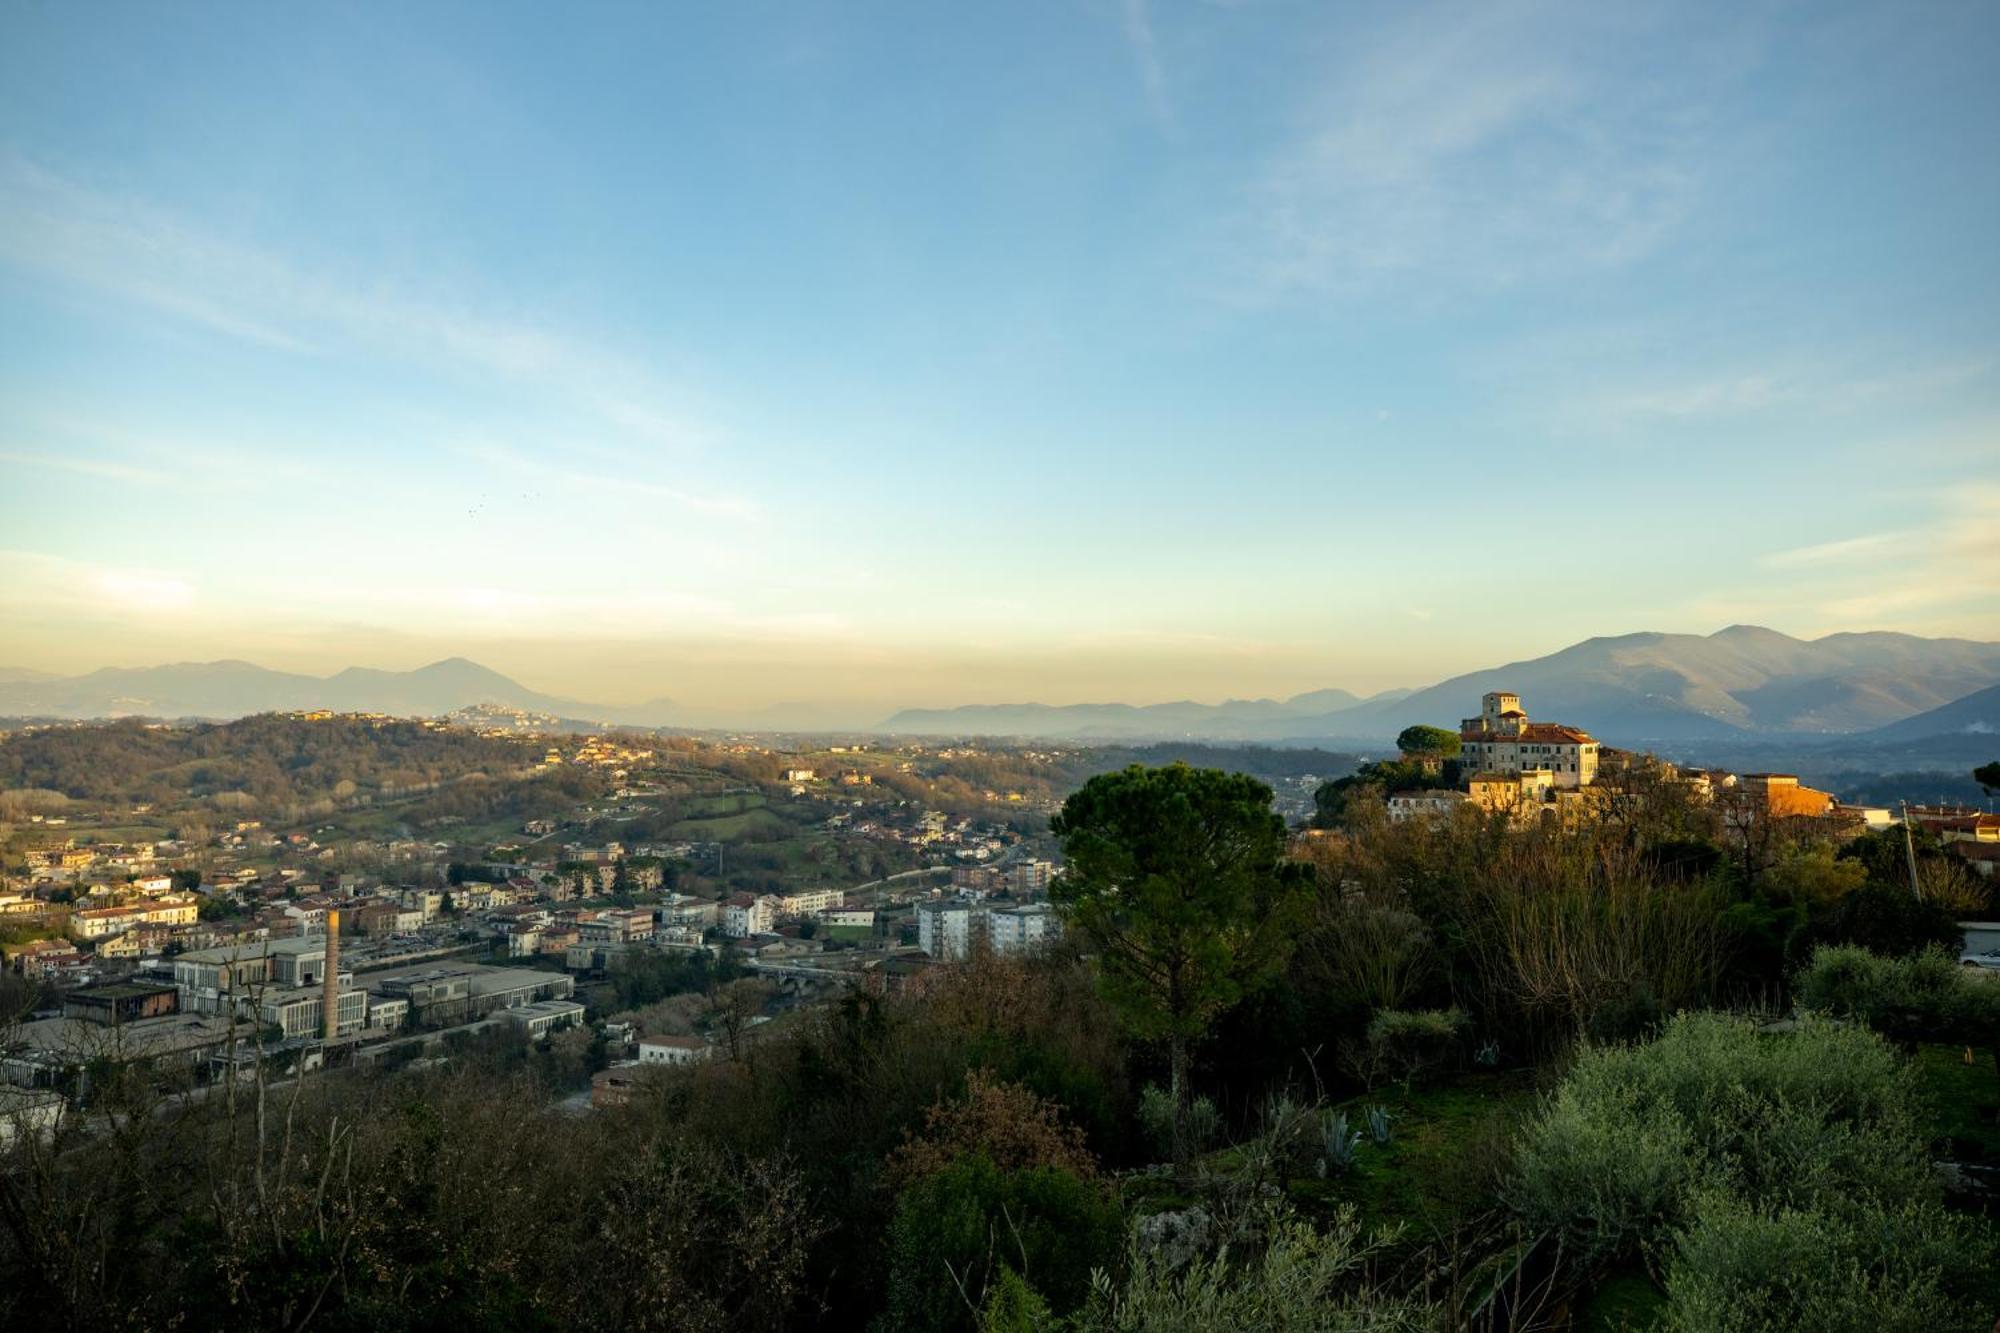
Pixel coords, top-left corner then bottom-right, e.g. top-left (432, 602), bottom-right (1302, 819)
top-left (7, 620), bottom-right (2000, 720)
top-left (4, 2), bottom-right (1997, 711)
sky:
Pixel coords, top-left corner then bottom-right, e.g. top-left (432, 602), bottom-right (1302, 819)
top-left (1, 0), bottom-right (1997, 714)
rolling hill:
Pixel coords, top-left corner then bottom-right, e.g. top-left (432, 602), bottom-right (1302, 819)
top-left (1860, 682), bottom-right (2000, 742)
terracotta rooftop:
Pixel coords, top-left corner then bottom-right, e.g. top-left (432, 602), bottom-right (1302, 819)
top-left (1460, 722), bottom-right (1596, 745)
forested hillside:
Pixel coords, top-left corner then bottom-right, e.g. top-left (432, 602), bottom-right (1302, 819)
top-left (0, 715), bottom-right (539, 808)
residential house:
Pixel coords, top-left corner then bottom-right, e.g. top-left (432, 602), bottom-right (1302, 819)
top-left (637, 1035), bottom-right (713, 1066)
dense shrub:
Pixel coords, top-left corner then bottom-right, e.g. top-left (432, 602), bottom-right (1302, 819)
top-left (1662, 1192), bottom-right (1993, 1333)
top-left (1794, 944), bottom-right (2000, 1047)
top-left (1137, 1084), bottom-right (1220, 1159)
top-left (1510, 1012), bottom-right (1924, 1261)
top-left (881, 1154), bottom-right (1123, 1333)
top-left (1507, 1078), bottom-right (1694, 1261)
top-left (1357, 1007), bottom-right (1467, 1087)
top-left (889, 1071), bottom-right (1100, 1185)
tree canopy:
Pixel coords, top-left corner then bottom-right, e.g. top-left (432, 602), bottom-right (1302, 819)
top-left (1050, 763), bottom-right (1309, 1165)
top-left (1395, 724), bottom-right (1461, 758)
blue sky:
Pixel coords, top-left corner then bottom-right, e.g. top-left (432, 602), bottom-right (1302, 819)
top-left (1, 0), bottom-right (1996, 711)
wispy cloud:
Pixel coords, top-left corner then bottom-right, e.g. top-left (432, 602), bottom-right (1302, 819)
top-left (1561, 356), bottom-right (1997, 429)
top-left (1120, 0), bottom-right (1174, 131)
top-left (449, 439), bottom-right (760, 522)
top-left (0, 549), bottom-right (197, 616)
top-left (3, 412), bottom-right (337, 492)
top-left (0, 449), bottom-right (171, 487)
top-left (1227, 1), bottom-right (1724, 301)
top-left (1721, 484), bottom-right (2000, 630)
top-left (0, 155), bottom-right (714, 453)
top-left (1763, 531), bottom-right (1901, 569)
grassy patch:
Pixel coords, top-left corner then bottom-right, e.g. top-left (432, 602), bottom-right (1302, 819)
top-left (1290, 1069), bottom-right (1542, 1239)
top-left (669, 808), bottom-right (792, 841)
top-left (823, 924), bottom-right (874, 943)
top-left (684, 792), bottom-right (766, 818)
top-left (1915, 1041), bottom-right (2000, 1162)
top-left (71, 822), bottom-right (174, 843)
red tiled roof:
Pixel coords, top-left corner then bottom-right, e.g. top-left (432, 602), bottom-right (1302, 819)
top-left (1460, 722), bottom-right (1597, 745)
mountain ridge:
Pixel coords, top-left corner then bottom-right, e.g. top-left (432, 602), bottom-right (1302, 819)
top-left (5, 625), bottom-right (1997, 741)
top-left (878, 627), bottom-right (2000, 743)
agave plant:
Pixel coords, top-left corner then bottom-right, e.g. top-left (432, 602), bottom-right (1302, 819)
top-left (1365, 1104), bottom-right (1393, 1146)
top-left (1318, 1110), bottom-right (1362, 1177)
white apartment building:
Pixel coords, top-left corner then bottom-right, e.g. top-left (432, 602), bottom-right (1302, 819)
top-left (919, 899), bottom-right (1061, 961)
top-left (721, 894), bottom-right (779, 938)
top-left (917, 899), bottom-right (978, 960)
top-left (69, 895), bottom-right (199, 940)
top-left (987, 903), bottom-right (1058, 956)
top-left (778, 888), bottom-right (844, 918)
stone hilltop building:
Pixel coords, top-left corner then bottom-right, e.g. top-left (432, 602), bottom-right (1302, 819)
top-left (1457, 692), bottom-right (1600, 789)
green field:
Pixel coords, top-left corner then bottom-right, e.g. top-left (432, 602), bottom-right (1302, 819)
top-left (683, 791), bottom-right (766, 818)
top-left (668, 807), bottom-right (792, 841)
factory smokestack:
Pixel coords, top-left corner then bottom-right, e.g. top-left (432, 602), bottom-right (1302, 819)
top-left (323, 909), bottom-right (341, 1043)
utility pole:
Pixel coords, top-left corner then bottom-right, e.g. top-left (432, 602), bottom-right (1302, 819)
top-left (1900, 802), bottom-right (1922, 899)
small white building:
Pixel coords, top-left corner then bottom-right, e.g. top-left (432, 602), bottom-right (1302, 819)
top-left (638, 1035), bottom-right (714, 1066)
top-left (1386, 790), bottom-right (1469, 824)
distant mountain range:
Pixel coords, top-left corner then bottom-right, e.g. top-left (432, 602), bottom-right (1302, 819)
top-left (879, 626), bottom-right (2000, 744)
top-left (0, 659), bottom-right (878, 732)
top-left (5, 625), bottom-right (1999, 746)
top-left (0, 658), bottom-right (606, 724)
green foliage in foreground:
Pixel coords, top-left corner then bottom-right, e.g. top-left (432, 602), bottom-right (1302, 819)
top-left (1662, 1191), bottom-right (1982, 1333)
top-left (1794, 944), bottom-right (2000, 1049)
top-left (1064, 1209), bottom-right (1437, 1333)
top-left (882, 1154), bottom-right (1123, 1333)
top-left (1510, 1010), bottom-right (1998, 1330)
